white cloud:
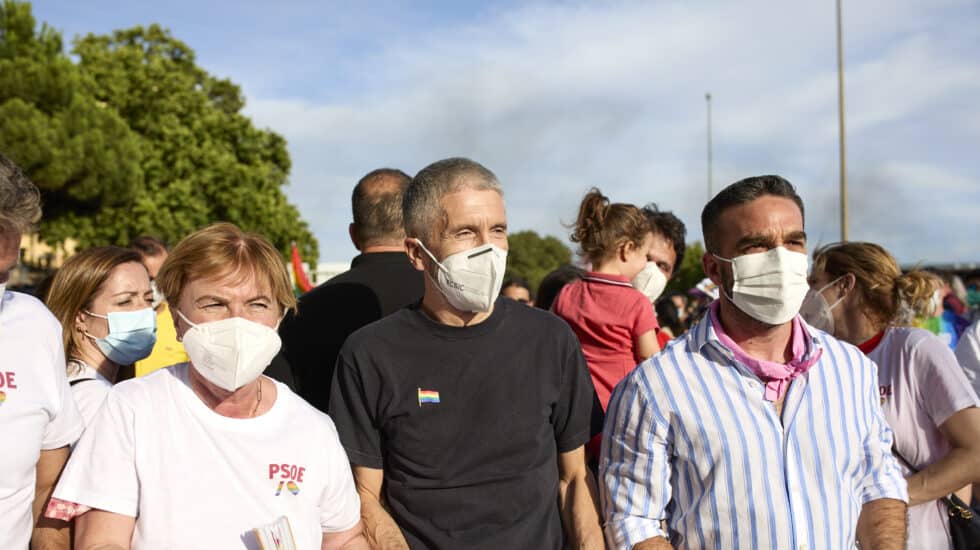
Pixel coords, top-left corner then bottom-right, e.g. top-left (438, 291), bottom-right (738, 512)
top-left (243, 0), bottom-right (980, 265)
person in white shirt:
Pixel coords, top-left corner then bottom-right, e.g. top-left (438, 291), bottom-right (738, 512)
top-left (45, 246), bottom-right (157, 426)
top-left (50, 222), bottom-right (367, 550)
top-left (956, 320), bottom-right (980, 400)
top-left (803, 241), bottom-right (980, 550)
top-left (0, 152), bottom-right (84, 549)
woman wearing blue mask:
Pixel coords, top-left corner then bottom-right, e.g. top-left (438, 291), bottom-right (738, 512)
top-left (46, 247), bottom-right (156, 426)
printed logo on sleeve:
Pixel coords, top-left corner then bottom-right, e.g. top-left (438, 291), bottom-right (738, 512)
top-left (269, 463), bottom-right (305, 496)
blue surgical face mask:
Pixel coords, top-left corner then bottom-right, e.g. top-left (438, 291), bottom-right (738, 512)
top-left (84, 308), bottom-right (158, 365)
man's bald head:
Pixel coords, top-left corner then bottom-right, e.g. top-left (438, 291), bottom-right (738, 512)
top-left (351, 168), bottom-right (412, 249)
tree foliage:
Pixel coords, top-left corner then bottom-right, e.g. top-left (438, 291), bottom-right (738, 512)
top-left (666, 241), bottom-right (707, 294)
top-left (0, 1), bottom-right (317, 263)
top-left (505, 230), bottom-right (572, 293)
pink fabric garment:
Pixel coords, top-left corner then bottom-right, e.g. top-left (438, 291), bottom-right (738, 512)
top-left (709, 301), bottom-right (821, 401)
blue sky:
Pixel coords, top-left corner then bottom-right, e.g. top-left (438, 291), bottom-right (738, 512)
top-left (30, 0), bottom-right (980, 265)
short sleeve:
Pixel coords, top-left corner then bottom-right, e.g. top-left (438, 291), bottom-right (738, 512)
top-left (51, 390), bottom-right (139, 517)
top-left (328, 352), bottom-right (384, 468)
top-left (857, 356), bottom-right (908, 504)
top-left (630, 295), bottom-right (659, 339)
top-left (42, 333), bottom-right (83, 450)
top-left (318, 418), bottom-right (362, 533)
top-left (552, 329), bottom-right (600, 453)
top-left (914, 332), bottom-right (980, 427)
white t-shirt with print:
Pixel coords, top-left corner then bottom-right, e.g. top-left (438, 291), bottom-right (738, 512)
top-left (67, 361), bottom-right (113, 427)
top-left (0, 291), bottom-right (84, 549)
top-left (54, 363), bottom-right (360, 549)
top-left (870, 326), bottom-right (980, 550)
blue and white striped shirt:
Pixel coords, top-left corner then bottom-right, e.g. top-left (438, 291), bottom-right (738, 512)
top-left (599, 313), bottom-right (908, 549)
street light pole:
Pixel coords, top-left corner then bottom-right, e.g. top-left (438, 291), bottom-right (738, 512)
top-left (706, 92), bottom-right (713, 202)
top-left (836, 0), bottom-right (849, 241)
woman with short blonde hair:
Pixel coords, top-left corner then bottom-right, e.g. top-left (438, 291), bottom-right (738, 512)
top-left (51, 223), bottom-right (367, 549)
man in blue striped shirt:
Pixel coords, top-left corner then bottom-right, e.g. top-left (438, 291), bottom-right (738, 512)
top-left (600, 176), bottom-right (908, 549)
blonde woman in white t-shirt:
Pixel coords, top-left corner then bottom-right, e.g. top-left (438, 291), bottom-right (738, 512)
top-left (46, 246), bottom-right (157, 427)
top-left (801, 241), bottom-right (980, 550)
top-left (49, 223), bottom-right (368, 550)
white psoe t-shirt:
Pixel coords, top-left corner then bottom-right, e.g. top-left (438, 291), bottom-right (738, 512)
top-left (0, 291), bottom-right (83, 549)
top-left (54, 363), bottom-right (360, 549)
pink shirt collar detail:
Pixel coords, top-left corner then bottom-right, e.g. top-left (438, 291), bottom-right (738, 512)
top-left (709, 301), bottom-right (822, 401)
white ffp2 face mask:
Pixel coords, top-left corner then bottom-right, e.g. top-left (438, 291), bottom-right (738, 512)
top-left (799, 276), bottom-right (846, 333)
top-left (177, 309), bottom-right (281, 392)
top-left (632, 262), bottom-right (668, 303)
top-left (415, 240), bottom-right (508, 313)
top-left (713, 246), bottom-right (810, 325)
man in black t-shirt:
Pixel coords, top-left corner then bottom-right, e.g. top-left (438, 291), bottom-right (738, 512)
top-left (280, 168), bottom-right (423, 411)
top-left (329, 158), bottom-right (603, 549)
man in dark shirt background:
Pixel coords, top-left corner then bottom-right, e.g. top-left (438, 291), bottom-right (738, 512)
top-left (280, 168), bottom-right (424, 412)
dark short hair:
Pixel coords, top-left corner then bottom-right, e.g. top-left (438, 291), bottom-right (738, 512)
top-left (536, 264), bottom-right (585, 311)
top-left (502, 277), bottom-right (532, 297)
top-left (642, 204), bottom-right (686, 276)
top-left (0, 152), bottom-right (41, 234)
top-left (130, 235), bottom-right (168, 257)
top-left (352, 168), bottom-right (411, 246)
top-left (700, 175), bottom-right (804, 252)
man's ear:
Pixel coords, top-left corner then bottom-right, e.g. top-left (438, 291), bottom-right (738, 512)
top-left (702, 251), bottom-right (723, 288)
top-left (348, 223), bottom-right (361, 252)
top-left (404, 237), bottom-right (427, 272)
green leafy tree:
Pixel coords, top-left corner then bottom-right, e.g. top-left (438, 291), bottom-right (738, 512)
top-left (666, 241), bottom-right (706, 293)
top-left (0, 2), bottom-right (317, 263)
top-left (0, 0), bottom-right (144, 247)
top-left (505, 230), bottom-right (572, 292)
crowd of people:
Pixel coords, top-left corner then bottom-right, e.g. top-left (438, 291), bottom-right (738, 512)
top-left (2, 149), bottom-right (980, 549)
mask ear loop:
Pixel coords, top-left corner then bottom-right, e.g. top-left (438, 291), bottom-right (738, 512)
top-left (80, 310), bottom-right (109, 341)
top-left (824, 274), bottom-right (851, 310)
top-left (710, 254), bottom-right (737, 305)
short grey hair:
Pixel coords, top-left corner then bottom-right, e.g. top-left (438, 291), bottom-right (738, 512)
top-left (403, 157), bottom-right (503, 242)
top-left (0, 152), bottom-right (41, 234)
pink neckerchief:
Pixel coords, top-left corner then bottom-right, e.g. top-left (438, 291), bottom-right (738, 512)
top-left (709, 301), bottom-right (822, 401)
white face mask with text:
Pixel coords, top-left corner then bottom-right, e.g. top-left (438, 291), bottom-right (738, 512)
top-left (415, 240), bottom-right (508, 313)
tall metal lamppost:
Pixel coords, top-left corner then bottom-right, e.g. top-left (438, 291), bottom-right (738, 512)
top-left (706, 92), bottom-right (713, 202)
top-left (836, 0), bottom-right (849, 240)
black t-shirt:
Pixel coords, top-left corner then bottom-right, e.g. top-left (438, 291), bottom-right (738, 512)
top-left (329, 297), bottom-right (598, 549)
top-left (279, 252), bottom-right (423, 411)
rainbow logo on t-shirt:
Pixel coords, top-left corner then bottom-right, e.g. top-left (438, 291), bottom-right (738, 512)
top-left (418, 388), bottom-right (440, 406)
top-left (286, 481), bottom-right (300, 495)
top-left (0, 391), bottom-right (6, 406)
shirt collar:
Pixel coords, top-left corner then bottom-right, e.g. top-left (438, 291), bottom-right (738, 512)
top-left (687, 301), bottom-right (825, 362)
top-left (581, 271), bottom-right (633, 286)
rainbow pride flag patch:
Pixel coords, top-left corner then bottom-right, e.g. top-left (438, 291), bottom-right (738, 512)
top-left (418, 388), bottom-right (440, 406)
